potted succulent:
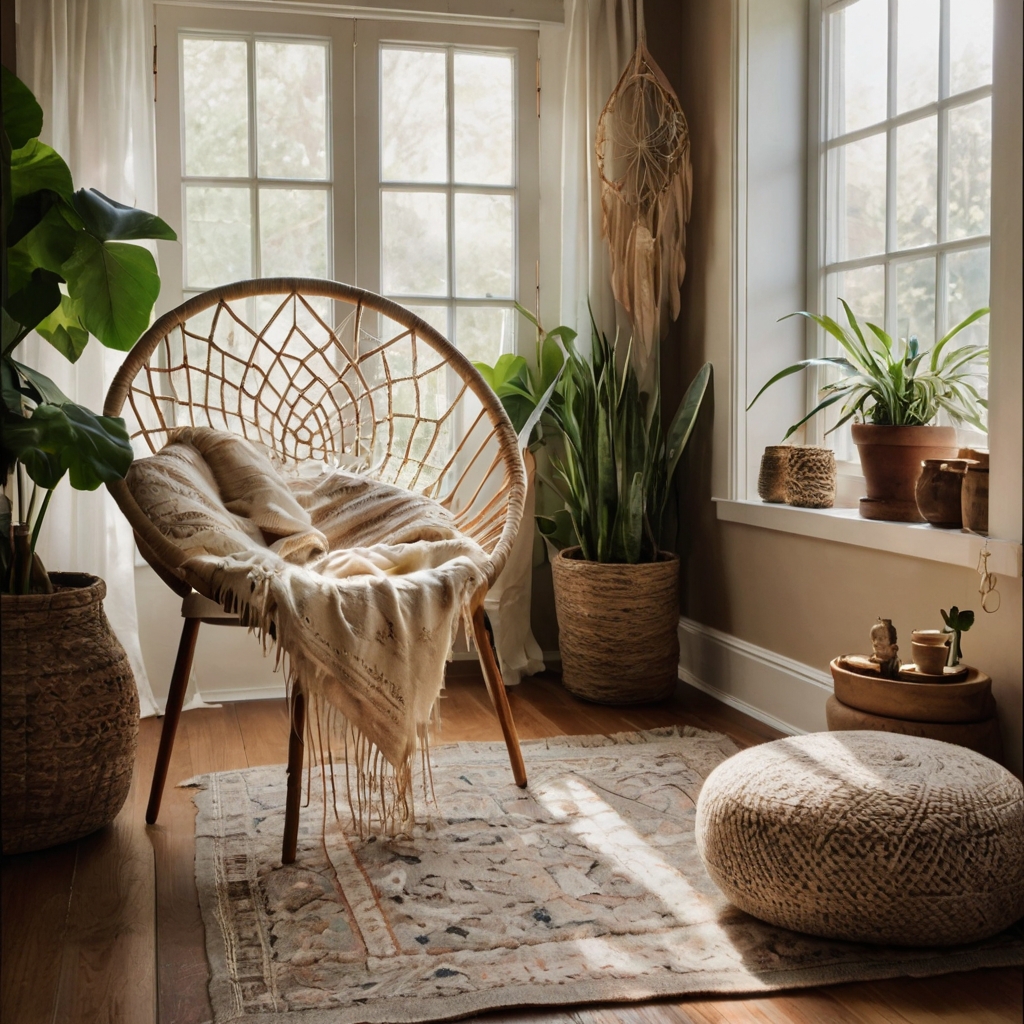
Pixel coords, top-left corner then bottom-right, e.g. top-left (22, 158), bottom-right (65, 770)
top-left (1, 69), bottom-right (176, 852)
top-left (518, 307), bottom-right (710, 704)
top-left (748, 301), bottom-right (989, 522)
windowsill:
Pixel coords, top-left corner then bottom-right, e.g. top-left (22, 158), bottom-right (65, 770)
top-left (714, 499), bottom-right (1023, 578)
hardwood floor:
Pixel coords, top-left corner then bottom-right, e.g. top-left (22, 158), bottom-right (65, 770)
top-left (2, 671), bottom-right (1021, 1024)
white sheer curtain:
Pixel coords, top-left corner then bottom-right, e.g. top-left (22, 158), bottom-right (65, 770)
top-left (557, 0), bottom-right (634, 344)
top-left (17, 0), bottom-right (160, 717)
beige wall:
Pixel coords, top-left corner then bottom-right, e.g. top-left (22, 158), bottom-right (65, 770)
top-left (663, 0), bottom-right (1023, 774)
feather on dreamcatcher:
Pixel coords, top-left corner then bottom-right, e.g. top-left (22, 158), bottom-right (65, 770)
top-left (596, 0), bottom-right (692, 386)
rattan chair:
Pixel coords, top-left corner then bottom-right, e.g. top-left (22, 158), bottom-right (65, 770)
top-left (104, 279), bottom-right (528, 862)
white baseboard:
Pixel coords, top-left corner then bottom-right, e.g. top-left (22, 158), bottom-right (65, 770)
top-left (677, 616), bottom-right (833, 736)
top-left (200, 683), bottom-right (287, 703)
top-left (195, 651), bottom-right (564, 703)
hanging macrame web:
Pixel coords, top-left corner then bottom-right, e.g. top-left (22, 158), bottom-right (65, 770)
top-left (596, 0), bottom-right (692, 384)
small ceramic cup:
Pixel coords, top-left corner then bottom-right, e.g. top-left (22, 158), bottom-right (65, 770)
top-left (911, 629), bottom-right (950, 675)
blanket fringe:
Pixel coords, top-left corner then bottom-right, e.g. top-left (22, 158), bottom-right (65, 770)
top-left (199, 566), bottom-right (445, 840)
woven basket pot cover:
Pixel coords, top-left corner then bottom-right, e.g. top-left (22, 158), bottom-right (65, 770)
top-left (695, 730), bottom-right (1024, 946)
top-left (1, 573), bottom-right (139, 854)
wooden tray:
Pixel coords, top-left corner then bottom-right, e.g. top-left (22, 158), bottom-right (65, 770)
top-left (830, 658), bottom-right (993, 724)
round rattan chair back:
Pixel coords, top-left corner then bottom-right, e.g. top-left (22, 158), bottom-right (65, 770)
top-left (104, 279), bottom-right (526, 592)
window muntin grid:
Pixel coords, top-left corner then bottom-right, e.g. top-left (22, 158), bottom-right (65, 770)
top-left (179, 33), bottom-right (333, 297)
top-left (378, 44), bottom-right (518, 371)
top-left (815, 0), bottom-right (992, 455)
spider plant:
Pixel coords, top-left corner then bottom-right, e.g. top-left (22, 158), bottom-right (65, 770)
top-left (521, 307), bottom-right (710, 564)
top-left (748, 300), bottom-right (989, 440)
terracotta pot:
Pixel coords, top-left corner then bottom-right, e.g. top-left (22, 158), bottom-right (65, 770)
top-left (962, 465), bottom-right (989, 534)
top-left (851, 424), bottom-right (959, 522)
top-left (829, 658), bottom-right (993, 723)
top-left (551, 547), bottom-right (679, 704)
top-left (910, 629), bottom-right (952, 675)
top-left (1, 573), bottom-right (139, 854)
top-left (915, 458), bottom-right (973, 528)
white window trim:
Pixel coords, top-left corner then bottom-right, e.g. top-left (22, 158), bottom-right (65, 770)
top-left (728, 0), bottom-right (1022, 574)
top-left (154, 2), bottom-right (540, 358)
top-left (153, 0), bottom-right (563, 31)
top-left (154, 5), bottom-right (358, 310)
top-left (810, 0), bottom-right (993, 461)
top-left (352, 18), bottom-right (540, 349)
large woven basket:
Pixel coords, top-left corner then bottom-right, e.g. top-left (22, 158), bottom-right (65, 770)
top-left (551, 548), bottom-right (680, 704)
top-left (1, 573), bottom-right (139, 854)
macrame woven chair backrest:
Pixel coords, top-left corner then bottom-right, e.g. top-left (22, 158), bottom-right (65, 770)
top-left (104, 279), bottom-right (526, 593)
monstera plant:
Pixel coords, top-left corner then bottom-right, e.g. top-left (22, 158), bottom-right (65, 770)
top-left (1, 67), bottom-right (176, 593)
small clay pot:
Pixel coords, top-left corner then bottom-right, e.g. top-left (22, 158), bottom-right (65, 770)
top-left (962, 465), bottom-right (989, 534)
top-left (911, 629), bottom-right (951, 675)
top-left (958, 447), bottom-right (989, 465)
top-left (757, 446), bottom-right (789, 503)
top-left (915, 458), bottom-right (974, 528)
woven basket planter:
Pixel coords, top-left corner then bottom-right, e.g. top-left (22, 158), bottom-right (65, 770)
top-left (1, 573), bottom-right (139, 854)
top-left (551, 548), bottom-right (680, 704)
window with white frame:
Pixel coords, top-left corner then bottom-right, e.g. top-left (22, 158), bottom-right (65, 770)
top-left (154, 5), bottom-right (538, 374)
top-left (813, 0), bottom-right (993, 459)
top-left (178, 33), bottom-right (332, 296)
top-left (376, 44), bottom-right (518, 363)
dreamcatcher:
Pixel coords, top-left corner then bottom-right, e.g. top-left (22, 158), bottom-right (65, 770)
top-left (596, 0), bottom-right (692, 388)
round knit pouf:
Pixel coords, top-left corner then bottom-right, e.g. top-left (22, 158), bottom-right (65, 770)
top-left (695, 731), bottom-right (1024, 946)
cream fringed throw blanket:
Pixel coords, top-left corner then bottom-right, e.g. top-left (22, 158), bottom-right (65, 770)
top-left (126, 427), bottom-right (489, 833)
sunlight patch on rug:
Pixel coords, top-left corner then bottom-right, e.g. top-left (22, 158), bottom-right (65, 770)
top-left (188, 727), bottom-right (1024, 1024)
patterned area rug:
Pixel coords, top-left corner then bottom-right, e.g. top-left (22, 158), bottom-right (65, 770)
top-left (189, 727), bottom-right (1024, 1024)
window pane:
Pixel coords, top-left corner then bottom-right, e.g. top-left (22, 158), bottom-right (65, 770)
top-left (455, 306), bottom-right (513, 365)
top-left (402, 304), bottom-right (450, 340)
top-left (381, 190), bottom-right (448, 295)
top-left (947, 247), bottom-right (990, 347)
top-left (950, 0), bottom-right (993, 95)
top-left (454, 52), bottom-right (513, 185)
top-left (454, 193), bottom-right (514, 298)
top-left (259, 189), bottom-right (329, 278)
top-left (182, 38), bottom-right (248, 177)
top-left (948, 98), bottom-right (991, 241)
top-left (830, 134), bottom-right (886, 261)
top-left (896, 257), bottom-right (936, 346)
top-left (256, 42), bottom-right (328, 179)
top-left (833, 264), bottom-right (885, 325)
top-left (896, 116), bottom-right (937, 249)
top-left (831, 0), bottom-right (887, 137)
top-left (381, 48), bottom-right (447, 183)
top-left (185, 186), bottom-right (252, 288)
top-left (897, 0), bottom-right (939, 113)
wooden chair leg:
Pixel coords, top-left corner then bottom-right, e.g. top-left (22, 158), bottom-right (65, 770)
top-left (146, 617), bottom-right (201, 825)
top-left (282, 686), bottom-right (306, 865)
top-left (472, 605), bottom-right (527, 788)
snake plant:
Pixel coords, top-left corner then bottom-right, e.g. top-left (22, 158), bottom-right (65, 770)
top-left (519, 307), bottom-right (710, 565)
top-left (748, 300), bottom-right (989, 440)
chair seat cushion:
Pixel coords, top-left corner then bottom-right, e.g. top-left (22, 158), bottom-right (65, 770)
top-left (695, 730), bottom-right (1024, 946)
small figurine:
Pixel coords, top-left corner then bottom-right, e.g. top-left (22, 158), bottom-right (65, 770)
top-left (870, 618), bottom-right (901, 679)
